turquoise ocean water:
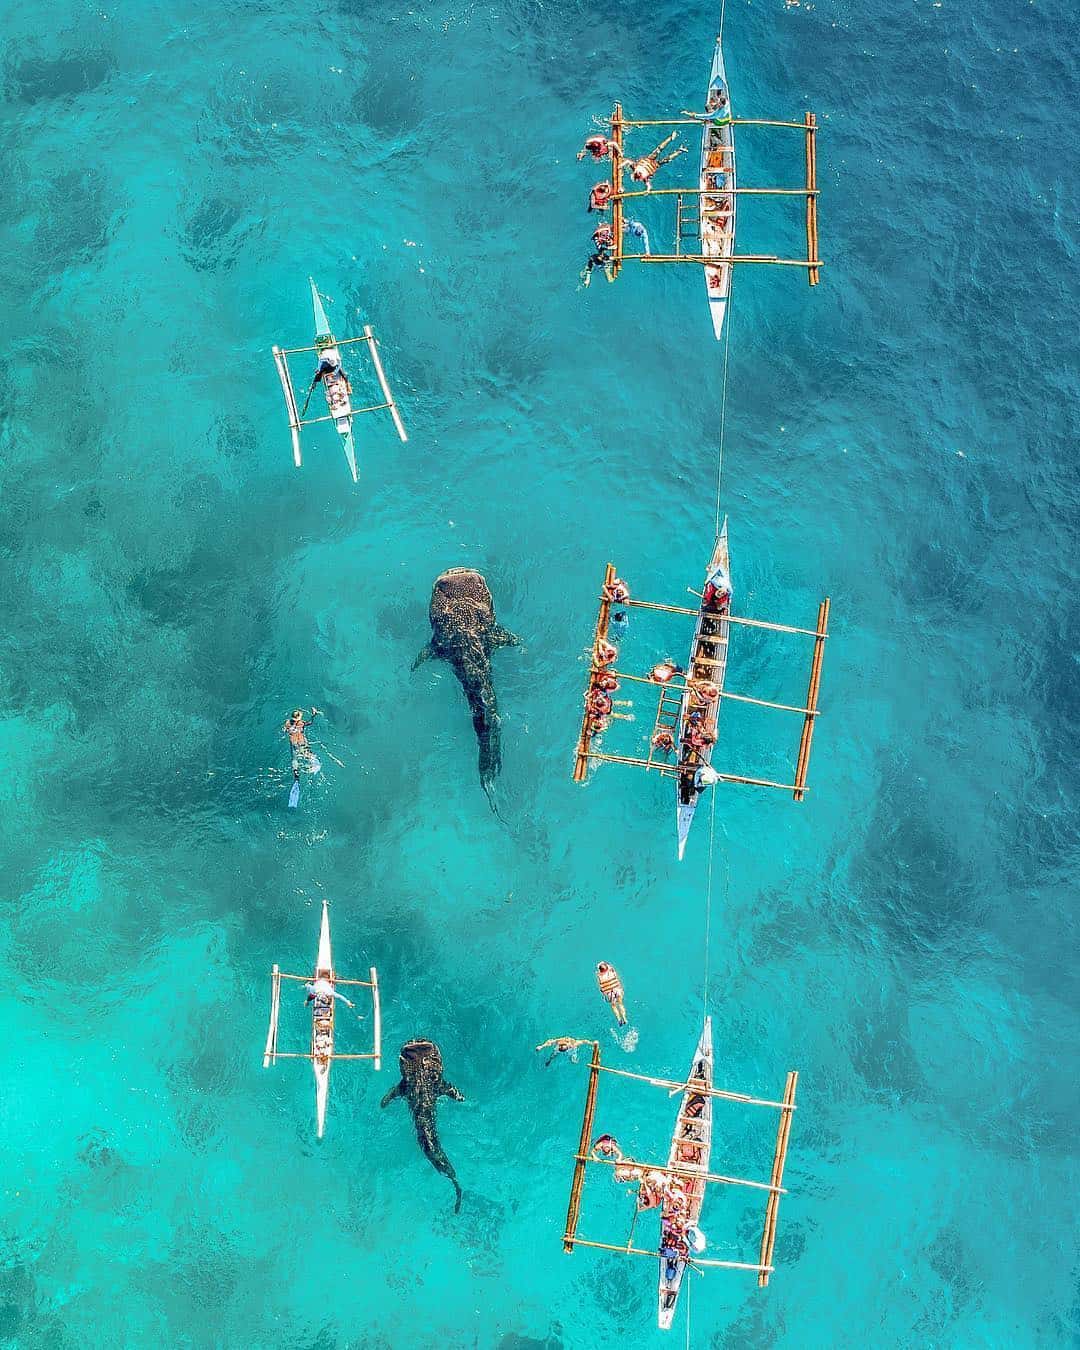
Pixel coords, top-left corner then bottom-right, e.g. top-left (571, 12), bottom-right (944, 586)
top-left (2, 0), bottom-right (1078, 1345)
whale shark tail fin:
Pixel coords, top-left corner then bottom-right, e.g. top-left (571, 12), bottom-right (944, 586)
top-left (411, 643), bottom-right (436, 671)
top-left (491, 624), bottom-right (521, 649)
top-left (379, 1080), bottom-right (405, 1108)
top-left (451, 1175), bottom-right (462, 1214)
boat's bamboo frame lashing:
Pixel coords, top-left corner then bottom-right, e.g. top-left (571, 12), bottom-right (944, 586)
top-left (271, 327), bottom-right (408, 469)
top-left (262, 964), bottom-right (382, 1069)
top-left (572, 564), bottom-right (830, 801)
top-left (561, 1042), bottom-right (797, 1283)
top-left (605, 102), bottom-right (821, 286)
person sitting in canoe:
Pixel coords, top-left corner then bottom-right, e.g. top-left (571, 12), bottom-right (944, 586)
top-left (304, 975), bottom-right (356, 1010)
top-left (702, 569), bottom-right (731, 612)
top-left (624, 131), bottom-right (687, 191)
top-left (313, 347), bottom-right (351, 391)
top-left (596, 961), bottom-right (628, 1025)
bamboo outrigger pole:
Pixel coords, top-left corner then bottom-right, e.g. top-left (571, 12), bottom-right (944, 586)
top-left (572, 565), bottom-right (616, 782)
top-left (793, 598), bottom-right (829, 801)
top-left (758, 1071), bottom-right (799, 1286)
top-left (563, 1041), bottom-right (602, 1251)
top-left (805, 113), bottom-right (820, 286)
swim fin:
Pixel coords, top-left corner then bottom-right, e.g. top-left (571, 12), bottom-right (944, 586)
top-left (288, 780), bottom-right (300, 809)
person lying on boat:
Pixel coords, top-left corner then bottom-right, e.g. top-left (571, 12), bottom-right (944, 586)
top-left (534, 1036), bottom-right (591, 1067)
top-left (624, 132), bottom-right (687, 191)
top-left (304, 975), bottom-right (356, 1009)
top-left (577, 134), bottom-right (618, 161)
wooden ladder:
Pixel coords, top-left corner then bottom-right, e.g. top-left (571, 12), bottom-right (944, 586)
top-left (646, 685), bottom-right (685, 769)
top-left (675, 194), bottom-right (700, 256)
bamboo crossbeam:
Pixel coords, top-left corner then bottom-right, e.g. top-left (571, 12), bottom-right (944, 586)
top-left (277, 972), bottom-right (310, 983)
top-left (604, 668), bottom-right (814, 716)
top-left (624, 598), bottom-right (699, 617)
top-left (793, 597), bottom-right (829, 801)
top-left (585, 751), bottom-right (801, 793)
top-left (279, 334), bottom-right (375, 357)
top-left (758, 1072), bottom-right (798, 1287)
top-left (564, 1042), bottom-right (602, 1252)
top-left (299, 402), bottom-right (391, 429)
top-left (805, 112), bottom-right (820, 287)
top-left (270, 1052), bottom-right (379, 1061)
top-left (625, 597), bottom-right (825, 637)
top-left (572, 564), bottom-right (615, 782)
top-left (624, 255), bottom-right (821, 268)
top-left (618, 114), bottom-right (808, 130)
top-left (572, 1237), bottom-right (772, 1273)
top-left (334, 977), bottom-right (375, 988)
top-left (594, 1063), bottom-right (797, 1111)
top-left (583, 1154), bottom-right (785, 1195)
top-left (616, 186), bottom-right (817, 201)
top-left (718, 689), bottom-right (817, 716)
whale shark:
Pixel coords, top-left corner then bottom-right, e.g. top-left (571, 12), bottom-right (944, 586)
top-left (413, 568), bottom-right (520, 807)
top-left (380, 1038), bottom-right (465, 1213)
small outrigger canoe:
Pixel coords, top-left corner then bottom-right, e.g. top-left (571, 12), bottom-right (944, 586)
top-left (262, 901), bottom-right (382, 1140)
top-left (271, 279), bottom-right (407, 485)
top-left (658, 1018), bottom-right (714, 1329)
top-left (676, 521), bottom-right (732, 859)
top-left (699, 32), bottom-right (736, 341)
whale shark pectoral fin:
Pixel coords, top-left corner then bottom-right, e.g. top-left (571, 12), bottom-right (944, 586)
top-left (380, 1080), bottom-right (405, 1108)
top-left (411, 644), bottom-right (437, 672)
top-left (491, 625), bottom-right (521, 649)
top-left (439, 1077), bottom-right (465, 1102)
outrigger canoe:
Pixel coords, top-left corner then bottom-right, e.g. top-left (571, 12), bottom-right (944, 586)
top-left (311, 900), bottom-right (335, 1139)
top-left (658, 1018), bottom-right (714, 1329)
top-left (676, 521), bottom-right (732, 860)
top-left (263, 901), bottom-right (382, 1140)
top-left (700, 33), bottom-right (736, 341)
top-left (271, 278), bottom-right (407, 485)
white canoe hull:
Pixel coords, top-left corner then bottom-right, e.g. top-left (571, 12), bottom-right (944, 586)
top-left (700, 33), bottom-right (736, 341)
top-left (312, 901), bottom-right (335, 1139)
top-left (658, 1018), bottom-right (714, 1329)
